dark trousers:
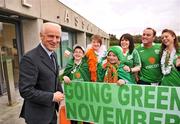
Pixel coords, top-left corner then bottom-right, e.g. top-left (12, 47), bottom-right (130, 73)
top-left (49, 110), bottom-right (57, 124)
top-left (137, 80), bottom-right (151, 85)
top-left (71, 120), bottom-right (78, 124)
top-left (137, 80), bottom-right (160, 85)
top-left (26, 110), bottom-right (57, 124)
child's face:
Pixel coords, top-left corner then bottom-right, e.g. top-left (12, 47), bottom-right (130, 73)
top-left (92, 39), bottom-right (101, 51)
top-left (73, 48), bottom-right (84, 61)
top-left (107, 51), bottom-right (119, 64)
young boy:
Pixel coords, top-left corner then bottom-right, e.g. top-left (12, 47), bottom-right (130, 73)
top-left (98, 46), bottom-right (132, 85)
top-left (61, 44), bottom-right (90, 124)
top-left (63, 44), bottom-right (90, 83)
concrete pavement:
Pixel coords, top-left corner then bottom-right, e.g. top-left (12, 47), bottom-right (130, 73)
top-left (0, 90), bottom-right (25, 124)
top-left (0, 90), bottom-right (62, 124)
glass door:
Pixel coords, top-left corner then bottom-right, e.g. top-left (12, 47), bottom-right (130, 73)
top-left (58, 31), bottom-right (76, 69)
top-left (0, 21), bottom-right (20, 95)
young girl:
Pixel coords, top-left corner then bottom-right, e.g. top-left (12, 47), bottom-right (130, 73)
top-left (160, 29), bottom-right (180, 86)
top-left (85, 34), bottom-right (106, 82)
top-left (60, 44), bottom-right (90, 124)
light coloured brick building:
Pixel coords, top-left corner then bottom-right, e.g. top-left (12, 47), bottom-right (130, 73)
top-left (0, 0), bottom-right (109, 104)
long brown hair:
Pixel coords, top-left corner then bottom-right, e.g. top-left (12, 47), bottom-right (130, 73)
top-left (160, 29), bottom-right (179, 55)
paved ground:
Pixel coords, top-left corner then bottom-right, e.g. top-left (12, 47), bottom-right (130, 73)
top-left (0, 90), bottom-right (62, 124)
top-left (0, 91), bottom-right (26, 124)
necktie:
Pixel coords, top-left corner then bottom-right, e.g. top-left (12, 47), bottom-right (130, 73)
top-left (50, 53), bottom-right (56, 70)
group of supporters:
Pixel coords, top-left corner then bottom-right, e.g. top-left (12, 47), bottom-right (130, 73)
top-left (63, 27), bottom-right (180, 86)
top-left (61, 27), bottom-right (180, 124)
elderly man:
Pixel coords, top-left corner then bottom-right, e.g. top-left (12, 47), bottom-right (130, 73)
top-left (19, 22), bottom-right (64, 124)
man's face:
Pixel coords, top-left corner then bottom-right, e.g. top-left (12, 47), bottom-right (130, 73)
top-left (41, 25), bottom-right (61, 51)
top-left (141, 29), bottom-right (155, 45)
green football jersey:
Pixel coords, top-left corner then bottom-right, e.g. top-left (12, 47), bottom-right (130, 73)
top-left (136, 43), bottom-right (162, 83)
top-left (123, 49), bottom-right (141, 83)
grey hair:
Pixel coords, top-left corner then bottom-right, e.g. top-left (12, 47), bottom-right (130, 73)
top-left (40, 22), bottom-right (61, 34)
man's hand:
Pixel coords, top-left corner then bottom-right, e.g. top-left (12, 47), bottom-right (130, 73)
top-left (53, 91), bottom-right (64, 103)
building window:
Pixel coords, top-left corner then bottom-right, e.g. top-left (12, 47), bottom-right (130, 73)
top-left (0, 22), bottom-right (19, 95)
top-left (86, 34), bottom-right (92, 47)
top-left (56, 31), bottom-right (75, 69)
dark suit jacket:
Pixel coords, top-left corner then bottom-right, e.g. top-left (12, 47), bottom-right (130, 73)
top-left (19, 44), bottom-right (63, 124)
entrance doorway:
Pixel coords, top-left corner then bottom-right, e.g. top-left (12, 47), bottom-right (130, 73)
top-left (0, 21), bottom-right (20, 95)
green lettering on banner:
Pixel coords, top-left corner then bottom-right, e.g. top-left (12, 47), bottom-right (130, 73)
top-left (170, 88), bottom-right (180, 111)
top-left (66, 102), bottom-right (77, 119)
top-left (118, 85), bottom-right (130, 105)
top-left (89, 82), bottom-right (100, 103)
top-left (65, 84), bottom-right (74, 99)
top-left (84, 83), bottom-right (89, 101)
top-left (89, 105), bottom-right (101, 123)
top-left (64, 82), bottom-right (180, 124)
top-left (149, 112), bottom-right (163, 124)
top-left (144, 86), bottom-right (155, 108)
top-left (79, 103), bottom-right (90, 120)
top-left (101, 84), bottom-right (112, 104)
top-left (132, 85), bottom-right (143, 107)
top-left (134, 110), bottom-right (146, 124)
top-left (103, 107), bottom-right (114, 124)
top-left (165, 113), bottom-right (180, 124)
top-left (157, 87), bottom-right (169, 110)
top-left (116, 108), bottom-right (131, 124)
top-left (75, 83), bottom-right (84, 100)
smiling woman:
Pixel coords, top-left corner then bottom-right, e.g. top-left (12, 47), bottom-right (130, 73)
top-left (160, 29), bottom-right (180, 86)
top-left (119, 33), bottom-right (141, 83)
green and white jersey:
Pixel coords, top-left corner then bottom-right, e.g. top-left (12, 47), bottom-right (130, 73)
top-left (124, 49), bottom-right (141, 68)
top-left (161, 48), bottom-right (180, 86)
top-left (123, 49), bottom-right (141, 83)
top-left (136, 43), bottom-right (162, 83)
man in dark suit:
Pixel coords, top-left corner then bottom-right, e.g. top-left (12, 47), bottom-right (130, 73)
top-left (19, 22), bottom-right (64, 124)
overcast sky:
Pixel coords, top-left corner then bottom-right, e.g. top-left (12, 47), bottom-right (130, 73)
top-left (60, 0), bottom-right (180, 38)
